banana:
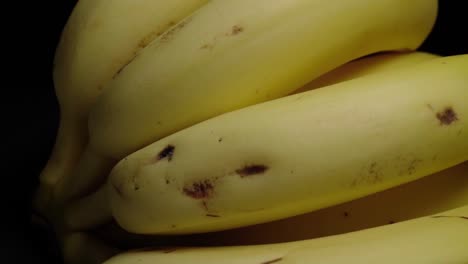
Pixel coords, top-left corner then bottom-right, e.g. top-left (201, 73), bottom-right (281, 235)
top-left (293, 51), bottom-right (439, 93)
top-left (43, 0), bottom-right (209, 205)
top-left (63, 51), bottom-right (441, 232)
top-left (60, 0), bottom-right (437, 205)
top-left (76, 161), bottom-right (468, 249)
top-left (191, 161), bottom-right (468, 245)
top-left (103, 205), bottom-right (468, 264)
top-left (108, 55), bottom-right (468, 234)
top-left (90, 0), bottom-right (436, 158)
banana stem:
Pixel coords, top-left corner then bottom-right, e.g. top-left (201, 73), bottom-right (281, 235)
top-left (61, 232), bottom-right (119, 264)
top-left (64, 183), bottom-right (113, 231)
top-left (34, 114), bottom-right (88, 214)
top-left (53, 144), bottom-right (115, 204)
top-left (40, 113), bottom-right (88, 185)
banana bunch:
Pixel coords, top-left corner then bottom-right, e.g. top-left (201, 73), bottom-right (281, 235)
top-left (35, 0), bottom-right (468, 263)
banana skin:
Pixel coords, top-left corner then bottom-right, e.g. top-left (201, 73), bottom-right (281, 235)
top-left (58, 0), bottom-right (437, 216)
top-left (69, 162), bottom-right (468, 249)
top-left (109, 55), bottom-right (468, 234)
top-left (89, 0), bottom-right (437, 159)
top-left (64, 50), bottom-right (441, 232)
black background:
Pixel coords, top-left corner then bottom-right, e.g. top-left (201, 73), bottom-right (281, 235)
top-left (4, 1), bottom-right (467, 263)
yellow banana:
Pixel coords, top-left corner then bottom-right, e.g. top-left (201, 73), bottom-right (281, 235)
top-left (42, 0), bottom-right (209, 206)
top-left (109, 55), bottom-right (468, 234)
top-left (294, 50), bottom-right (439, 93)
top-left (60, 0), bottom-right (436, 205)
top-left (63, 51), bottom-right (441, 232)
top-left (90, 0), bottom-right (436, 158)
top-left (103, 205), bottom-right (468, 264)
top-left (74, 161), bottom-right (468, 249)
top-left (192, 161), bottom-right (468, 245)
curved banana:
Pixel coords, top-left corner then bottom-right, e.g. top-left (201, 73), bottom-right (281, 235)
top-left (293, 50), bottom-right (439, 93)
top-left (73, 161), bottom-right (468, 249)
top-left (103, 205), bottom-right (468, 264)
top-left (60, 0), bottom-right (436, 205)
top-left (43, 0), bottom-right (209, 205)
top-left (90, 0), bottom-right (436, 159)
top-left (191, 161), bottom-right (468, 245)
top-left (65, 51), bottom-right (441, 232)
top-left (109, 55), bottom-right (468, 234)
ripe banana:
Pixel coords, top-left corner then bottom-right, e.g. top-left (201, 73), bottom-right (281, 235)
top-left (192, 161), bottom-right (468, 245)
top-left (64, 50), bottom-right (441, 231)
top-left (59, 0), bottom-right (437, 206)
top-left (44, 0), bottom-right (209, 205)
top-left (75, 161), bottom-right (468, 249)
top-left (90, 0), bottom-right (436, 159)
top-left (294, 50), bottom-right (439, 93)
top-left (109, 55), bottom-right (468, 234)
top-left (103, 205), bottom-right (468, 264)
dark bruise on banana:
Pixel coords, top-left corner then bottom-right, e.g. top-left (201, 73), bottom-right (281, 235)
top-left (350, 103), bottom-right (463, 188)
top-left (427, 104), bottom-right (459, 126)
top-left (181, 163), bottom-right (269, 215)
top-left (115, 139), bottom-right (269, 214)
top-left (436, 107), bottom-right (458, 125)
top-left (179, 164), bottom-right (267, 193)
top-left (156, 145), bottom-right (175, 162)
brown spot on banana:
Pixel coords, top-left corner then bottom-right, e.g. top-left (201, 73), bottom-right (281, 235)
top-left (200, 43), bottom-right (214, 50)
top-left (407, 159), bottom-right (422, 175)
top-left (156, 145), bottom-right (175, 162)
top-left (236, 165), bottom-right (268, 177)
top-left (229, 25), bottom-right (244, 35)
top-left (183, 180), bottom-right (214, 199)
top-left (436, 107), bottom-right (458, 125)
